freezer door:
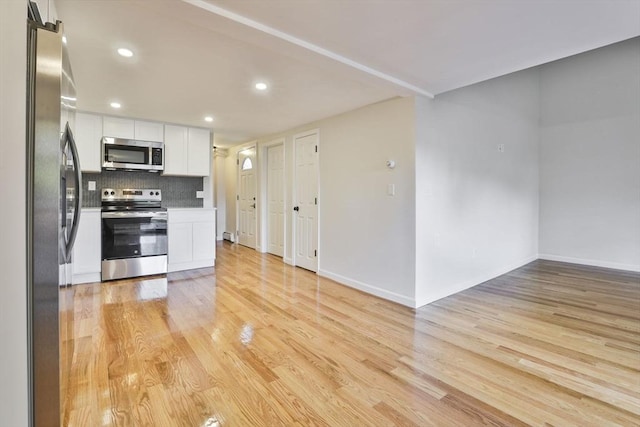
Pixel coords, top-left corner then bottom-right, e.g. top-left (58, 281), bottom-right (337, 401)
top-left (27, 21), bottom-right (63, 426)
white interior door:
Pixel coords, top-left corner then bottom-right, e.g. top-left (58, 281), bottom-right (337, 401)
top-left (267, 144), bottom-right (285, 257)
top-left (294, 131), bottom-right (318, 272)
top-left (237, 147), bottom-right (257, 248)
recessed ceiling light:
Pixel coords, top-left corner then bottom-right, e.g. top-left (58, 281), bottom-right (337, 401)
top-left (204, 116), bottom-right (214, 122)
top-left (110, 102), bottom-right (121, 109)
top-left (117, 48), bottom-right (133, 58)
top-left (255, 82), bottom-right (268, 91)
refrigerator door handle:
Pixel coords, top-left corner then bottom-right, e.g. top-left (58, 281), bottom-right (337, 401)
top-left (65, 122), bottom-right (82, 260)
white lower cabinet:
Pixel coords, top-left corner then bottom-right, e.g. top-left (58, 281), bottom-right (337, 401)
top-left (168, 222), bottom-right (193, 265)
top-left (72, 209), bottom-right (101, 284)
top-left (192, 222), bottom-right (216, 260)
top-left (168, 209), bottom-right (216, 272)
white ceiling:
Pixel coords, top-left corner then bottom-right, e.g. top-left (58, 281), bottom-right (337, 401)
top-left (55, 0), bottom-right (640, 145)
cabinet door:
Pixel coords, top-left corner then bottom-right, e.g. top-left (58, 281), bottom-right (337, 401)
top-left (192, 222), bottom-right (215, 261)
top-left (168, 222), bottom-right (193, 264)
top-left (163, 125), bottom-right (188, 175)
top-left (135, 120), bottom-right (164, 142)
top-left (74, 112), bottom-right (102, 172)
top-left (103, 116), bottom-right (134, 139)
top-left (72, 210), bottom-right (101, 274)
top-left (187, 128), bottom-right (211, 176)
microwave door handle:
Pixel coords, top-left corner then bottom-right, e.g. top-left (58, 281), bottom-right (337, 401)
top-left (65, 122), bottom-right (82, 261)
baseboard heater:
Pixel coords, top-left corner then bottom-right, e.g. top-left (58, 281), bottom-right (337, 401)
top-left (222, 231), bottom-right (234, 242)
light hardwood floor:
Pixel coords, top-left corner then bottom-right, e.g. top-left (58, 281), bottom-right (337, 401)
top-left (60, 242), bottom-right (640, 426)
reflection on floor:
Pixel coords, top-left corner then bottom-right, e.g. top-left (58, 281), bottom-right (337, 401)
top-left (60, 242), bottom-right (640, 426)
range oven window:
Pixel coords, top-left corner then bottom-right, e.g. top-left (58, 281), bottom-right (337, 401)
top-left (102, 215), bottom-right (167, 260)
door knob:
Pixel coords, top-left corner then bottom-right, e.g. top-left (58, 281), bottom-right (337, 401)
top-left (250, 203), bottom-right (256, 208)
top-left (293, 206), bottom-right (299, 212)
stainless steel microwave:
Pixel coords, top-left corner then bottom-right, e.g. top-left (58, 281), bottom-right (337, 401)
top-left (102, 137), bottom-right (164, 172)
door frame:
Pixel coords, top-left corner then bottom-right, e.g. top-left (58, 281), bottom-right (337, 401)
top-left (258, 138), bottom-right (286, 255)
top-left (292, 129), bottom-right (320, 271)
top-left (235, 141), bottom-right (257, 248)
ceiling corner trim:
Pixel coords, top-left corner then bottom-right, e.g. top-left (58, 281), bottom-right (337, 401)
top-left (182, 0), bottom-right (434, 99)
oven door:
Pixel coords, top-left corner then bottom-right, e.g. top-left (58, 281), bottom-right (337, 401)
top-left (101, 211), bottom-right (167, 260)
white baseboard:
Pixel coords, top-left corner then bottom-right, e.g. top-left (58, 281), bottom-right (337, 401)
top-left (72, 272), bottom-right (101, 285)
top-left (284, 257), bottom-right (294, 266)
top-left (538, 254), bottom-right (640, 272)
top-left (168, 259), bottom-right (215, 273)
top-left (415, 255), bottom-right (538, 308)
top-left (317, 269), bottom-right (415, 308)
top-left (286, 253), bottom-right (638, 312)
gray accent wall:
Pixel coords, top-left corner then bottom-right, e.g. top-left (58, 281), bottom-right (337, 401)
top-left (82, 171), bottom-right (204, 208)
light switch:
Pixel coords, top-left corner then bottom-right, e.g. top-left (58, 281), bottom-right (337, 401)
top-left (387, 184), bottom-right (395, 196)
top-left (196, 190), bottom-right (204, 199)
top-left (88, 181), bottom-right (96, 191)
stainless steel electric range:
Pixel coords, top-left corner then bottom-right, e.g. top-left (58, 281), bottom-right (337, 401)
top-left (101, 188), bottom-right (168, 281)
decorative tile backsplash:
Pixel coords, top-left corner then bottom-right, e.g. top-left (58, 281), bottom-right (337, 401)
top-left (82, 171), bottom-right (204, 208)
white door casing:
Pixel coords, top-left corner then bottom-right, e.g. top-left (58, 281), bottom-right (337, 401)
top-left (267, 144), bottom-right (285, 257)
top-left (237, 146), bottom-right (257, 249)
top-left (293, 130), bottom-right (319, 272)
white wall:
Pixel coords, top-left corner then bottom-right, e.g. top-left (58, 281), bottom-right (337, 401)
top-left (223, 151), bottom-right (236, 239)
top-left (0, 0), bottom-right (29, 424)
top-left (225, 98), bottom-right (417, 305)
top-left (539, 38), bottom-right (640, 271)
top-left (217, 39), bottom-right (639, 308)
top-left (316, 98), bottom-right (416, 305)
top-left (415, 69), bottom-right (540, 307)
top-left (213, 147), bottom-right (228, 240)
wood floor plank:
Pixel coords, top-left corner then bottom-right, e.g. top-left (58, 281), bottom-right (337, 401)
top-left (61, 243), bottom-right (640, 426)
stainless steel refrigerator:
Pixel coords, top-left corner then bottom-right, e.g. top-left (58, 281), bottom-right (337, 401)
top-left (26, 3), bottom-right (81, 425)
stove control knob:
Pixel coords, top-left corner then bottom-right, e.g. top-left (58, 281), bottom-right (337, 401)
top-left (150, 191), bottom-right (153, 196)
top-left (110, 191), bottom-right (115, 196)
top-left (155, 191), bottom-right (160, 196)
top-left (103, 191), bottom-right (108, 196)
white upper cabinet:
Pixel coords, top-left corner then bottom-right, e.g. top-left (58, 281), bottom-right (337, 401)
top-left (163, 125), bottom-right (210, 177)
top-left (103, 117), bottom-right (164, 142)
top-left (187, 128), bottom-right (211, 177)
top-left (102, 116), bottom-right (134, 139)
top-left (164, 125), bottom-right (188, 175)
top-left (134, 120), bottom-right (164, 142)
top-left (74, 112), bottom-right (102, 172)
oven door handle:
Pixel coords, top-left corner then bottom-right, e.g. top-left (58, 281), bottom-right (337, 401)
top-left (101, 211), bottom-right (168, 219)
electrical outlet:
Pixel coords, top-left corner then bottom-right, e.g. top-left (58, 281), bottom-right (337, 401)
top-left (88, 181), bottom-right (96, 191)
top-left (497, 144), bottom-right (505, 153)
top-left (196, 190), bottom-right (204, 199)
top-left (387, 184), bottom-right (395, 196)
